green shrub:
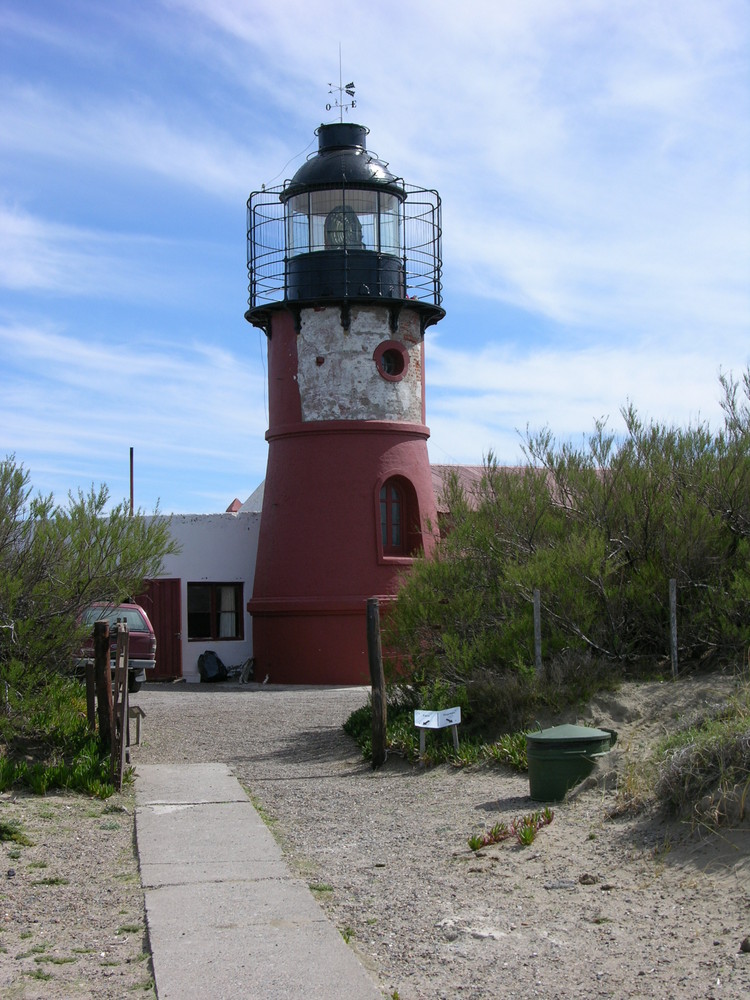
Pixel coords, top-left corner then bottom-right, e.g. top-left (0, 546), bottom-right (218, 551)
top-left (0, 456), bottom-right (178, 795)
top-left (383, 370), bottom-right (750, 734)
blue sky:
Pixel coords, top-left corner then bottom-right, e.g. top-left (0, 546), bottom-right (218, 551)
top-left (1, 0), bottom-right (748, 513)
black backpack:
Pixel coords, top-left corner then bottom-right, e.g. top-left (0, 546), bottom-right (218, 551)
top-left (198, 649), bottom-right (228, 683)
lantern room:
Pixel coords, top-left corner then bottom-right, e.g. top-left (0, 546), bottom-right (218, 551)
top-left (281, 122), bottom-right (406, 301)
top-left (245, 121), bottom-right (444, 328)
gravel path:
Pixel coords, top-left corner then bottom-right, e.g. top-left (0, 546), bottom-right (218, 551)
top-left (132, 678), bottom-right (750, 1000)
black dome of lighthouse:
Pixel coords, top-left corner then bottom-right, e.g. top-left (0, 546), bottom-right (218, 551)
top-left (282, 123), bottom-right (405, 199)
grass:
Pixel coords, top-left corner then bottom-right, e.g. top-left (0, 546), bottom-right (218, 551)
top-left (0, 739), bottom-right (115, 799)
top-left (17, 944), bottom-right (49, 958)
top-left (244, 788), bottom-right (276, 827)
top-left (24, 969), bottom-right (53, 981)
top-left (653, 686), bottom-right (750, 825)
top-left (129, 976), bottom-right (156, 992)
top-left (0, 670), bottom-right (118, 798)
top-left (613, 679), bottom-right (750, 827)
top-left (344, 699), bottom-right (532, 770)
top-left (0, 819), bottom-right (33, 846)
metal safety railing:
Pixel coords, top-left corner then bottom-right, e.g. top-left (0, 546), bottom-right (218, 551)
top-left (246, 182), bottom-right (442, 313)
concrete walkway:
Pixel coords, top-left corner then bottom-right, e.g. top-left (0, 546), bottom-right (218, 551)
top-left (135, 763), bottom-right (384, 1000)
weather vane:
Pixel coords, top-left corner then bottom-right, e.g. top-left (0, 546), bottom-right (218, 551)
top-left (326, 45), bottom-right (356, 122)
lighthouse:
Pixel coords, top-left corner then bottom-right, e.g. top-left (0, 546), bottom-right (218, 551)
top-left (245, 119), bottom-right (444, 684)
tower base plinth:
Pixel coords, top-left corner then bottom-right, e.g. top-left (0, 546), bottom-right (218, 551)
top-left (248, 597), bottom-right (379, 685)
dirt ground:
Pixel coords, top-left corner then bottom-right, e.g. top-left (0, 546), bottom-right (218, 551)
top-left (0, 787), bottom-right (153, 998)
top-left (1, 673), bottom-right (748, 999)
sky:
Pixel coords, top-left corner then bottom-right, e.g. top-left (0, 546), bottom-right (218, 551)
top-left (1, 0), bottom-right (748, 514)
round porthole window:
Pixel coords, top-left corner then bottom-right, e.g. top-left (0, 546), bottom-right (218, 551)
top-left (374, 341), bottom-right (409, 382)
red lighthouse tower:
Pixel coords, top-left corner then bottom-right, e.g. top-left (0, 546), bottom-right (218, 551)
top-left (245, 120), bottom-right (444, 684)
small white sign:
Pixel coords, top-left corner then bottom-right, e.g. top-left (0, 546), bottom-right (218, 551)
top-left (413, 707), bottom-right (461, 729)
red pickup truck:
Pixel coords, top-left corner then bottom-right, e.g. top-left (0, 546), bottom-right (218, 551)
top-left (79, 602), bottom-right (157, 692)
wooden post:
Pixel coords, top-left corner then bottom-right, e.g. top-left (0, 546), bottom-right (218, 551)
top-left (366, 598), bottom-right (387, 769)
top-left (533, 588), bottom-right (543, 675)
top-left (85, 661), bottom-right (96, 731)
top-left (111, 623), bottom-right (129, 789)
top-left (669, 578), bottom-right (678, 679)
top-left (94, 621), bottom-right (114, 755)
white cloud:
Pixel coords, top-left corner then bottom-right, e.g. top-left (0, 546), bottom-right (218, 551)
top-left (0, 82), bottom-right (272, 201)
top-left (425, 335), bottom-right (748, 466)
top-left (0, 320), bottom-right (269, 511)
top-left (0, 202), bottom-right (241, 304)
top-left (0, 204), bottom-right (165, 296)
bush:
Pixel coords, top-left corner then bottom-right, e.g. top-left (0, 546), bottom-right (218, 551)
top-left (384, 369), bottom-right (750, 733)
top-left (0, 456), bottom-right (178, 792)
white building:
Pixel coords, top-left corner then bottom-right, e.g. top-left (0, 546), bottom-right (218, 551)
top-left (141, 510), bottom-right (260, 684)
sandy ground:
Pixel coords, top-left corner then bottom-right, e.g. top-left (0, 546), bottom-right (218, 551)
top-left (1, 673), bottom-right (748, 999)
top-left (0, 787), bottom-right (153, 998)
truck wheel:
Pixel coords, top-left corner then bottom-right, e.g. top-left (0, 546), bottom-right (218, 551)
top-left (128, 676), bottom-right (142, 694)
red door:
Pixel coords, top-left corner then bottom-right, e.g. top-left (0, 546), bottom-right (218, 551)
top-left (137, 579), bottom-right (182, 681)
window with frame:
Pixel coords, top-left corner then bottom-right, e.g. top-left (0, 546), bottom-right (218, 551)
top-left (379, 476), bottom-right (423, 558)
top-left (380, 480), bottom-right (405, 555)
top-left (187, 583), bottom-right (244, 641)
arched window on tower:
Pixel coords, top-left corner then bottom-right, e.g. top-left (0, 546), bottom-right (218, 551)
top-left (379, 476), bottom-right (422, 558)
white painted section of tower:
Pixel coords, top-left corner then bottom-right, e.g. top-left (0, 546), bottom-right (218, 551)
top-left (297, 305), bottom-right (424, 423)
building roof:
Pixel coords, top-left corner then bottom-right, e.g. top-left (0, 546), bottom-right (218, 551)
top-left (239, 481), bottom-right (265, 513)
top-left (430, 465), bottom-right (485, 513)
top-left (238, 466), bottom-right (496, 516)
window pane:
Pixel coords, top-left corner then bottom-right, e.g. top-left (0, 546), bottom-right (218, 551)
top-left (381, 480), bottom-right (404, 553)
top-left (81, 606), bottom-right (146, 631)
top-left (379, 194), bottom-right (401, 255)
top-left (188, 584), bottom-right (212, 639)
top-left (218, 585), bottom-right (237, 638)
top-left (287, 197), bottom-right (310, 256)
top-left (308, 190), bottom-right (347, 251)
top-left (122, 609), bottom-right (147, 631)
top-left (391, 488), bottom-right (401, 546)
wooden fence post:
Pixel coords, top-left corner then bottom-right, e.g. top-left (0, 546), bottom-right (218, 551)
top-left (85, 661), bottom-right (96, 731)
top-left (669, 578), bottom-right (678, 679)
top-left (111, 623), bottom-right (129, 790)
top-left (533, 588), bottom-right (543, 675)
top-left (94, 621), bottom-right (113, 754)
top-left (366, 598), bottom-right (387, 768)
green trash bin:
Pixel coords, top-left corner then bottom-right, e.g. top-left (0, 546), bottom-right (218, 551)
top-left (526, 723), bottom-right (617, 801)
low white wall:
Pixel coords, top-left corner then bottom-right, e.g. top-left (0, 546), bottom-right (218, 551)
top-left (156, 511), bottom-right (261, 683)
